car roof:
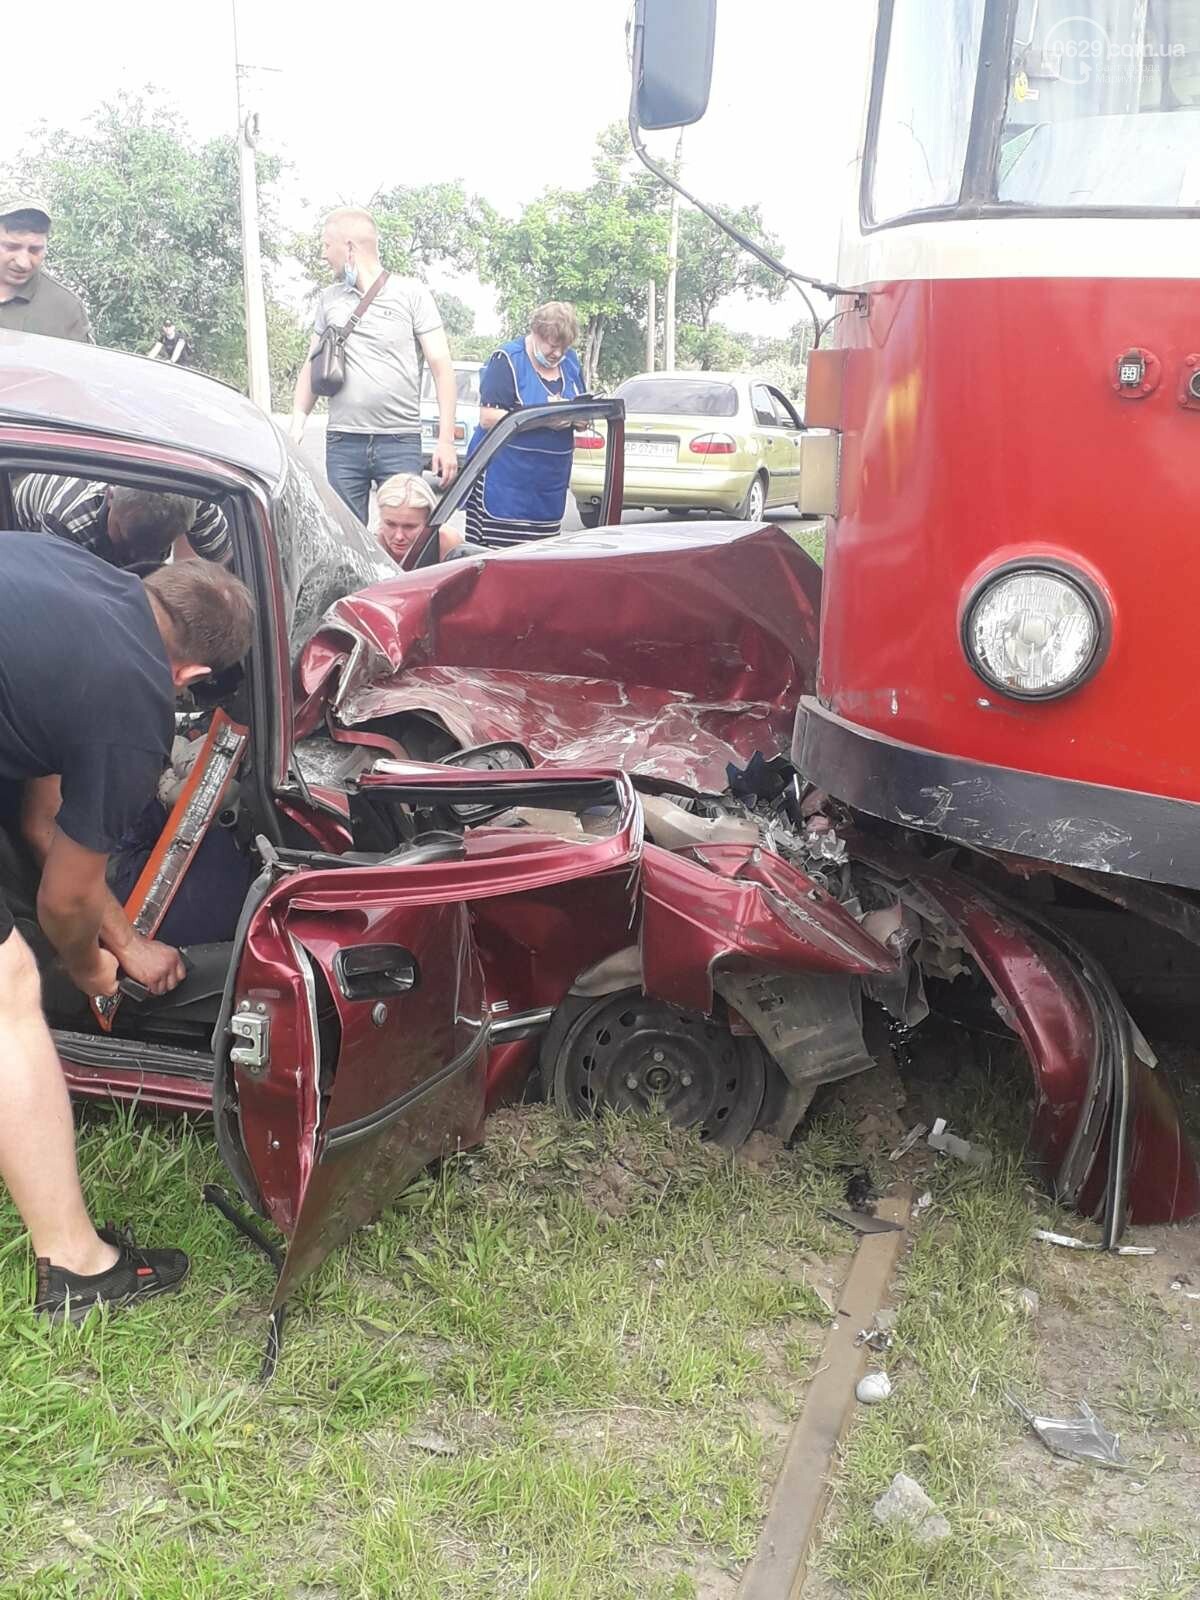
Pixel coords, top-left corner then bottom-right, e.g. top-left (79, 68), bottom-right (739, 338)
top-left (618, 371), bottom-right (752, 387)
top-left (0, 330), bottom-right (286, 485)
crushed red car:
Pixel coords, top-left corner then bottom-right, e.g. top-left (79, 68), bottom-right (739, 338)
top-left (1, 332), bottom-right (1195, 1328)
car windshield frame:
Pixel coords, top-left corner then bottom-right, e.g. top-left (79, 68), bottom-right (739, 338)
top-left (617, 377), bottom-right (739, 417)
top-left (862, 0), bottom-right (1200, 228)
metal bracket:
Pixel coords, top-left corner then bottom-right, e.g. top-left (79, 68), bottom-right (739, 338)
top-left (230, 1008), bottom-right (270, 1074)
top-left (202, 1184), bottom-right (287, 1383)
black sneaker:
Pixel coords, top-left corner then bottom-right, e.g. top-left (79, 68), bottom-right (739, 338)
top-left (34, 1225), bottom-right (190, 1324)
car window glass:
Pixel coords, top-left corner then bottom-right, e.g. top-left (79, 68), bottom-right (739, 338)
top-left (457, 368), bottom-right (481, 404)
top-left (768, 390), bottom-right (801, 429)
top-left (751, 386), bottom-right (777, 427)
top-left (617, 378), bottom-right (738, 417)
top-left (277, 447), bottom-right (398, 661)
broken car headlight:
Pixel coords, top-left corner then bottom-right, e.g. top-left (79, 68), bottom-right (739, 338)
top-left (963, 564), bottom-right (1107, 700)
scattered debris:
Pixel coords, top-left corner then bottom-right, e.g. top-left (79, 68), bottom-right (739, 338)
top-left (1169, 1277), bottom-right (1200, 1299)
top-left (888, 1122), bottom-right (928, 1161)
top-left (871, 1473), bottom-right (951, 1543)
top-left (1009, 1396), bottom-right (1128, 1469)
top-left (914, 1190), bottom-right (933, 1213)
top-left (855, 1309), bottom-right (897, 1352)
top-left (1015, 1287), bottom-right (1040, 1318)
top-left (841, 1163), bottom-right (878, 1211)
top-left (856, 1371), bottom-right (893, 1404)
top-left (1033, 1228), bottom-right (1156, 1256)
top-left (820, 1206), bottom-right (903, 1236)
top-left (855, 1326), bottom-right (890, 1352)
top-left (927, 1116), bottom-right (991, 1168)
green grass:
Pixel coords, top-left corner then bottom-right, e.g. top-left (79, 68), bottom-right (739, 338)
top-left (0, 1104), bottom-right (855, 1598)
top-left (789, 520), bottom-right (825, 565)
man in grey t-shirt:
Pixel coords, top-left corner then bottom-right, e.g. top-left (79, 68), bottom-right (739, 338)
top-left (290, 207), bottom-right (459, 523)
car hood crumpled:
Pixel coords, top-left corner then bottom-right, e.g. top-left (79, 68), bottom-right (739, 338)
top-left (294, 523), bottom-right (822, 791)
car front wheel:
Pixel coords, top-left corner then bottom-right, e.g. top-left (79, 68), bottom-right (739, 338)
top-left (541, 987), bottom-right (767, 1147)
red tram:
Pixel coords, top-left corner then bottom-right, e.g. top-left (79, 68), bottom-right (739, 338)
top-left (800, 0), bottom-right (1200, 889)
top-left (635, 0), bottom-right (1200, 1239)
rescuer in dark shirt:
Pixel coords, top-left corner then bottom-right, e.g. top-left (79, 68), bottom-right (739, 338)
top-left (0, 534), bottom-right (254, 1322)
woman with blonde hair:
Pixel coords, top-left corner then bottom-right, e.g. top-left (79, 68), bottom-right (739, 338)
top-left (464, 301), bottom-right (585, 547)
top-left (375, 474), bottom-right (463, 564)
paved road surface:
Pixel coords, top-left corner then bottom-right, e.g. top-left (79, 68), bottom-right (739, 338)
top-left (277, 412), bottom-right (815, 533)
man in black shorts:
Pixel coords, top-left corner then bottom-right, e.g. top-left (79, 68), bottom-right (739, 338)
top-left (0, 534), bottom-right (254, 1322)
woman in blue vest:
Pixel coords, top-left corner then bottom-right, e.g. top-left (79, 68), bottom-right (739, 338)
top-left (465, 302), bottom-right (585, 547)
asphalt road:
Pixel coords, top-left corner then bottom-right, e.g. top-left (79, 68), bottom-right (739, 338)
top-left (278, 412), bottom-right (815, 533)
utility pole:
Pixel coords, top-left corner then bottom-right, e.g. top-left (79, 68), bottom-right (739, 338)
top-left (662, 130), bottom-right (683, 371)
top-left (233, 0), bottom-right (272, 411)
top-left (645, 277), bottom-right (656, 371)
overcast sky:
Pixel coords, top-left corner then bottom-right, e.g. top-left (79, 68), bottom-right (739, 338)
top-left (7, 0), bottom-right (870, 337)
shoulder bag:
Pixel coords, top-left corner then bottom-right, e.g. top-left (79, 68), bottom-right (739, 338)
top-left (309, 271), bottom-right (390, 397)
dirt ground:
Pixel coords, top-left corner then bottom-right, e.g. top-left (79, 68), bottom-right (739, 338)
top-left (1001, 1219), bottom-right (1200, 1600)
top-left (796, 1048), bottom-right (1200, 1600)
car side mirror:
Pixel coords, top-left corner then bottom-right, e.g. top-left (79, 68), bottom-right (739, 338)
top-left (633, 0), bottom-right (717, 131)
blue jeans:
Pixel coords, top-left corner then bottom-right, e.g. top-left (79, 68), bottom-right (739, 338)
top-left (325, 430), bottom-right (422, 525)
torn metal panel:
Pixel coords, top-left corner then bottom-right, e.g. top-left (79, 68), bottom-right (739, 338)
top-left (1010, 1396), bottom-right (1129, 1469)
top-left (297, 524), bottom-right (821, 795)
top-left (639, 841), bottom-right (898, 1015)
top-left (715, 970), bottom-right (875, 1142)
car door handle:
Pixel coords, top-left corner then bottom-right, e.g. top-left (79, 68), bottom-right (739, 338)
top-left (333, 945), bottom-right (420, 1001)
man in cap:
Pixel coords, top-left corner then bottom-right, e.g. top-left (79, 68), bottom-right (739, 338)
top-left (0, 195), bottom-right (91, 343)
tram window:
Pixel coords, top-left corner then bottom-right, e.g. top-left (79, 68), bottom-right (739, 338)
top-left (999, 0), bottom-right (1200, 207)
top-left (868, 0), bottom-right (987, 223)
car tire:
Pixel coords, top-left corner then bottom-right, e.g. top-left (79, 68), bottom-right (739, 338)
top-left (540, 987), bottom-right (767, 1148)
top-left (738, 474), bottom-right (767, 523)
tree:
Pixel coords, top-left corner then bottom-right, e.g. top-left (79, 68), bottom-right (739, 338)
top-left (371, 181), bottom-right (494, 276)
top-left (675, 205), bottom-right (787, 330)
top-left (3, 93), bottom-right (284, 384)
top-left (434, 290), bottom-right (475, 340)
top-left (296, 181), bottom-right (494, 284)
top-left (429, 290), bottom-right (503, 364)
top-left (480, 125), bottom-right (669, 387)
top-left (676, 322), bottom-right (753, 372)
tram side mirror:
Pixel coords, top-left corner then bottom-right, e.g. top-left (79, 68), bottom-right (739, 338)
top-left (634, 0), bottom-right (718, 130)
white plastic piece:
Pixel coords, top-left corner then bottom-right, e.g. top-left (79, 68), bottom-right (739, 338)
top-left (856, 1371), bottom-right (893, 1404)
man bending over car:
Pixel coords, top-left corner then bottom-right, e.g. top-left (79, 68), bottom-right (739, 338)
top-left (0, 535), bottom-right (253, 1322)
top-left (12, 473), bottom-right (232, 567)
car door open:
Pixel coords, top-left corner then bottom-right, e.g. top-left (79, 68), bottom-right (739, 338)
top-left (212, 765), bottom-right (640, 1309)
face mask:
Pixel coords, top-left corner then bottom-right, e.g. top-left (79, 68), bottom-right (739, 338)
top-left (343, 261), bottom-right (358, 289)
top-left (533, 344), bottom-right (560, 367)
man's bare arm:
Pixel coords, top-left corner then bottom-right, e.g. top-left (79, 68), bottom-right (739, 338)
top-left (22, 778), bottom-right (185, 995)
top-left (36, 828), bottom-right (115, 995)
top-left (290, 335), bottom-right (322, 442)
top-left (419, 326), bottom-right (460, 486)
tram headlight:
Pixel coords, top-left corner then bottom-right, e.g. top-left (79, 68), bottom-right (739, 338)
top-left (963, 565), bottom-right (1106, 700)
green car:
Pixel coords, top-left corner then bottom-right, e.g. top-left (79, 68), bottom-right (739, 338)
top-left (571, 371), bottom-right (820, 527)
